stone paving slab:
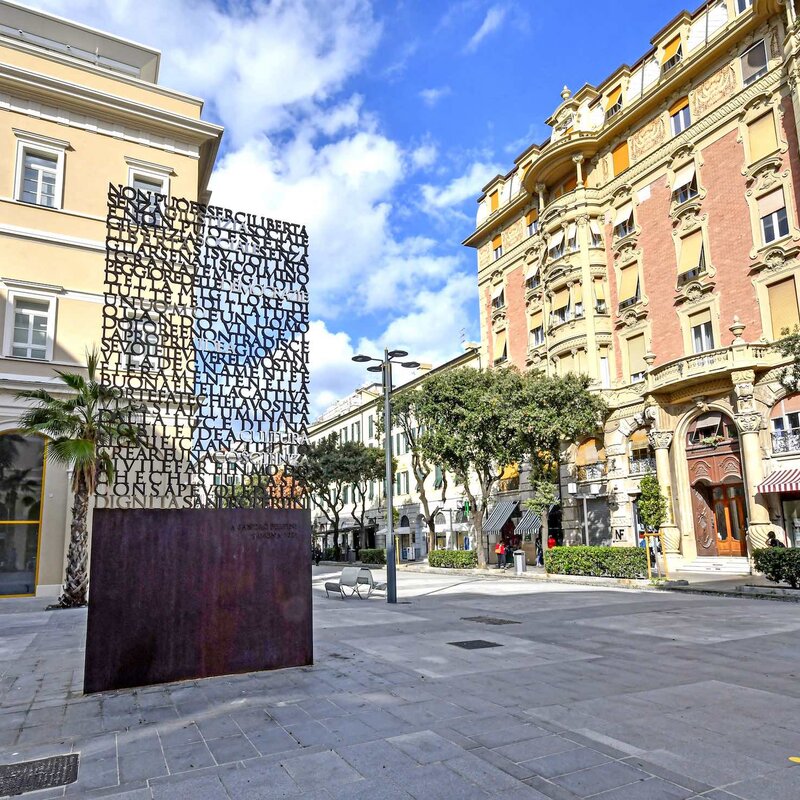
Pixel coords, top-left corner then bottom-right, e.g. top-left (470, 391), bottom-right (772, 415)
top-left (1, 572), bottom-right (800, 798)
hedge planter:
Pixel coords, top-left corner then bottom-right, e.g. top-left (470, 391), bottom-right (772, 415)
top-left (427, 550), bottom-right (478, 569)
top-left (544, 545), bottom-right (647, 579)
top-left (359, 548), bottom-right (386, 565)
top-left (753, 548), bottom-right (800, 589)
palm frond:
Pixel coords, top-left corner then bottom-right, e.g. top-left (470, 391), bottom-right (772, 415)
top-left (54, 370), bottom-right (88, 394)
top-left (47, 437), bottom-right (96, 468)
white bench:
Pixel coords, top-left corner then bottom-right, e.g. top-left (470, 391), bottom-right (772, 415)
top-left (324, 566), bottom-right (362, 599)
top-left (356, 567), bottom-right (387, 598)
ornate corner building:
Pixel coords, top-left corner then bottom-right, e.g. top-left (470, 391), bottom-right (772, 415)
top-left (465, 0), bottom-right (800, 571)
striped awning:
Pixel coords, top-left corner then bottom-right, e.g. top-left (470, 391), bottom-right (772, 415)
top-left (516, 509), bottom-right (542, 535)
top-left (758, 469), bottom-right (800, 493)
top-left (484, 500), bottom-right (519, 534)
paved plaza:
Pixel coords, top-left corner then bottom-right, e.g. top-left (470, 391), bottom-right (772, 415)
top-left (1, 571), bottom-right (800, 799)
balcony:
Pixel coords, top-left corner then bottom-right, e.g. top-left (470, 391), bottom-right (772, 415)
top-left (577, 462), bottom-right (605, 482)
top-left (629, 457), bottom-right (656, 476)
top-left (773, 429), bottom-right (800, 454)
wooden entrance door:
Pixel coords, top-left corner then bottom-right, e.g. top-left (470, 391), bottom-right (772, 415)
top-left (711, 484), bottom-right (747, 556)
top-left (691, 485), bottom-right (717, 556)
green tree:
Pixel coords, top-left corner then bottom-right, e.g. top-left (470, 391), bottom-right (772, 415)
top-left (638, 474), bottom-right (667, 533)
top-left (344, 441), bottom-right (384, 554)
top-left (778, 327), bottom-right (800, 392)
top-left (414, 367), bottom-right (526, 568)
top-left (389, 390), bottom-right (448, 554)
top-left (16, 349), bottom-right (137, 608)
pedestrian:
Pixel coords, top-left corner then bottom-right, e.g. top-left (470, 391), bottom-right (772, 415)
top-left (535, 533), bottom-right (543, 567)
top-left (313, 545), bottom-right (322, 566)
top-left (767, 531), bottom-right (786, 548)
top-left (495, 541), bottom-right (505, 569)
top-left (547, 533), bottom-right (557, 550)
top-left (504, 541), bottom-right (514, 569)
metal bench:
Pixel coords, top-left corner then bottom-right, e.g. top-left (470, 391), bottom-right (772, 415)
top-left (324, 566), bottom-right (362, 599)
top-left (356, 567), bottom-right (387, 598)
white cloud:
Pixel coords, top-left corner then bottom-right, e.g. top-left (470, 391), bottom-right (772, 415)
top-left (411, 142), bottom-right (438, 169)
top-left (420, 161), bottom-right (502, 210)
top-left (419, 86), bottom-right (451, 107)
top-left (464, 5), bottom-right (507, 53)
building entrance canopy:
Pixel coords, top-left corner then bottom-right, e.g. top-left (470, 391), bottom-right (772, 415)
top-left (484, 500), bottom-right (519, 534)
top-left (758, 469), bottom-right (800, 493)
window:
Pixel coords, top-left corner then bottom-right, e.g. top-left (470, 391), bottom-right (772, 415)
top-left (688, 411), bottom-right (735, 445)
top-left (489, 190), bottom-right (499, 212)
top-left (491, 285), bottom-right (505, 309)
top-left (340, 427), bottom-right (348, 443)
top-left (351, 421), bottom-right (361, 442)
top-left (599, 350), bottom-right (611, 388)
top-left (758, 188), bottom-right (789, 244)
top-left (493, 329), bottom-right (507, 364)
top-left (558, 352), bottom-right (575, 376)
top-left (20, 151), bottom-right (58, 207)
top-left (566, 223), bottom-right (579, 253)
top-left (548, 230), bottom-right (565, 260)
top-left (129, 172), bottom-right (166, 226)
top-left (594, 278), bottom-right (607, 314)
top-left (672, 163), bottom-right (698, 204)
top-left (343, 485), bottom-right (349, 504)
top-left (605, 86), bottom-right (623, 119)
top-left (525, 266), bottom-right (540, 290)
top-left (551, 287), bottom-right (571, 324)
top-left (401, 472), bottom-right (409, 495)
top-left (124, 314), bottom-right (160, 370)
top-left (690, 309), bottom-right (715, 353)
top-left (618, 265), bottom-right (640, 309)
top-left (676, 230), bottom-right (706, 285)
top-left (737, 0), bottom-right (752, 11)
top-left (670, 97), bottom-right (691, 135)
top-left (528, 310), bottom-right (544, 347)
top-left (627, 334), bottom-right (647, 383)
top-left (613, 202), bottom-right (634, 239)
top-left (6, 294), bottom-right (55, 361)
top-left (589, 220), bottom-right (603, 247)
top-left (747, 113), bottom-right (778, 163)
top-left (526, 209), bottom-right (539, 236)
top-left (741, 40), bottom-right (768, 87)
top-left (368, 415), bottom-right (374, 438)
top-left (492, 234), bottom-right (503, 260)
top-left (662, 35), bottom-right (683, 73)
top-left (395, 432), bottom-right (406, 455)
top-left (573, 282), bottom-right (584, 318)
top-left (768, 277), bottom-right (800, 339)
top-left (368, 480), bottom-right (374, 501)
top-left (612, 141), bottom-right (630, 176)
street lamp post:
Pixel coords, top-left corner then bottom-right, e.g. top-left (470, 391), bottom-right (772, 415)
top-left (352, 348), bottom-right (419, 604)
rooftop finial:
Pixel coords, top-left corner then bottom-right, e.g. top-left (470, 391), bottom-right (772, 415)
top-left (561, 85), bottom-right (571, 101)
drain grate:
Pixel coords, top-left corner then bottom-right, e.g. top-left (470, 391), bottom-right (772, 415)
top-left (461, 616), bottom-right (520, 626)
top-left (0, 754), bottom-right (78, 796)
top-left (448, 639), bottom-right (503, 650)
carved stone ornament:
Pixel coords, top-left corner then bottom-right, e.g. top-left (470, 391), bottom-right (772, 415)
top-left (691, 63), bottom-right (736, 118)
top-left (631, 114), bottom-right (667, 162)
top-left (615, 242), bottom-right (640, 265)
top-left (675, 278), bottom-right (715, 307)
top-left (732, 369), bottom-right (756, 413)
top-left (735, 412), bottom-right (763, 434)
top-left (648, 430), bottom-right (673, 450)
top-left (524, 245), bottom-right (542, 264)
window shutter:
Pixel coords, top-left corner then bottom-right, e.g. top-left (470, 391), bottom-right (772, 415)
top-left (494, 329), bottom-right (507, 359)
top-left (491, 234), bottom-right (502, 249)
top-left (614, 202), bottom-right (633, 226)
top-left (678, 230), bottom-right (704, 273)
top-left (741, 40), bottom-right (767, 84)
top-left (689, 308), bottom-right (712, 327)
top-left (549, 229), bottom-right (565, 248)
top-left (525, 209), bottom-right (538, 225)
top-left (606, 86), bottom-right (622, 109)
top-left (489, 191), bottom-right (499, 211)
top-left (630, 429), bottom-right (650, 449)
top-left (627, 334), bottom-right (647, 376)
top-left (552, 287), bottom-right (570, 310)
top-left (757, 187), bottom-right (785, 217)
top-left (589, 219), bottom-right (602, 237)
top-left (612, 141), bottom-right (630, 175)
top-left (671, 163), bottom-right (696, 191)
top-left (618, 265), bottom-right (639, 302)
top-left (748, 113), bottom-right (778, 162)
top-left (594, 278), bottom-right (605, 302)
top-left (566, 222), bottom-right (577, 242)
top-left (576, 438), bottom-right (600, 466)
top-left (669, 96), bottom-right (690, 116)
top-left (768, 278), bottom-right (800, 338)
top-left (529, 310), bottom-right (543, 329)
top-left (491, 283), bottom-right (504, 300)
top-left (662, 35), bottom-right (682, 62)
top-left (573, 282), bottom-right (583, 304)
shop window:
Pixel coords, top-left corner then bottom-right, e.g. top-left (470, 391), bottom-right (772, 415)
top-left (758, 188), bottom-right (789, 244)
top-left (676, 230), bottom-right (706, 285)
top-left (689, 308), bottom-right (715, 353)
top-left (767, 277), bottom-right (800, 339)
top-left (617, 264), bottom-right (641, 309)
top-left (670, 97), bottom-right (691, 135)
top-left (5, 294), bottom-right (55, 361)
top-left (741, 40), bottom-right (767, 86)
top-left (612, 141), bottom-right (630, 176)
top-left (0, 433), bottom-right (45, 597)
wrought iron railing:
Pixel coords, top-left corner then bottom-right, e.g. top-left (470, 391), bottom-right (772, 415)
top-left (577, 463), bottom-right (605, 481)
top-left (773, 429), bottom-right (800, 454)
top-left (629, 457), bottom-right (656, 475)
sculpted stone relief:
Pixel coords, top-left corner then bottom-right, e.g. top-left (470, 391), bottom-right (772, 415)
top-left (630, 114), bottom-right (667, 162)
top-left (505, 218), bottom-right (525, 249)
top-left (691, 63), bottom-right (737, 118)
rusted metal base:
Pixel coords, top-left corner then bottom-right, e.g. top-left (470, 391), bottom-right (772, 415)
top-left (84, 508), bottom-right (312, 694)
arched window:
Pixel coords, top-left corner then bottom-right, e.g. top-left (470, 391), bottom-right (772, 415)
top-left (399, 515), bottom-right (410, 528)
top-left (434, 512), bottom-right (446, 526)
top-left (687, 412), bottom-right (737, 447)
top-left (0, 433), bottom-right (46, 596)
top-left (770, 394), bottom-right (800, 453)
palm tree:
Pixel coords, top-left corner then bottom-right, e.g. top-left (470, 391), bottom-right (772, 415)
top-left (16, 349), bottom-right (137, 608)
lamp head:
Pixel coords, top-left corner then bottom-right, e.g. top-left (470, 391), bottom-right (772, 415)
top-left (401, 361), bottom-right (420, 369)
top-left (388, 349), bottom-right (408, 359)
top-left (352, 354), bottom-right (372, 363)
top-left (366, 365), bottom-right (383, 373)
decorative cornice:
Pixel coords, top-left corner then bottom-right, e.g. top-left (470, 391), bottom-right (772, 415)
top-left (0, 223), bottom-right (104, 252)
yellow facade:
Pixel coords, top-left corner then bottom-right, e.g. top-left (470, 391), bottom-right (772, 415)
top-left (0, 1), bottom-right (222, 596)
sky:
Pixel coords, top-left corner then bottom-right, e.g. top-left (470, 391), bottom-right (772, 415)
top-left (36, 0), bottom-right (691, 416)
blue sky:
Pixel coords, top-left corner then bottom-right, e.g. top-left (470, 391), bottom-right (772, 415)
top-left (39, 0), bottom-right (690, 414)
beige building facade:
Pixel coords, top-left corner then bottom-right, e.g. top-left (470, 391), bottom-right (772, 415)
top-left (0, 1), bottom-right (221, 596)
top-left (466, 0), bottom-right (800, 571)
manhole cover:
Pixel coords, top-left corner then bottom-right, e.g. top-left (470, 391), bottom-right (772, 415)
top-left (0, 754), bottom-right (78, 796)
top-left (448, 640), bottom-right (503, 650)
top-left (461, 616), bottom-right (520, 626)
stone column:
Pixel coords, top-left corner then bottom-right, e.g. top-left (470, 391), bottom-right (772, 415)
top-left (535, 183), bottom-right (546, 213)
top-left (735, 411), bottom-right (771, 552)
top-left (573, 154), bottom-right (584, 188)
top-left (647, 430), bottom-right (680, 553)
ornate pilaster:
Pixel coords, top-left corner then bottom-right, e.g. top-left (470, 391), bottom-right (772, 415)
top-left (646, 430), bottom-right (680, 553)
top-left (734, 409), bottom-right (771, 553)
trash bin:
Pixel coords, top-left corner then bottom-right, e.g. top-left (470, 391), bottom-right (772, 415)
top-left (513, 549), bottom-right (526, 575)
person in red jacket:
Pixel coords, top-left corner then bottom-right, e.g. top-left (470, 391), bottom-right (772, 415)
top-left (547, 533), bottom-right (557, 550)
top-left (495, 541), bottom-right (506, 569)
